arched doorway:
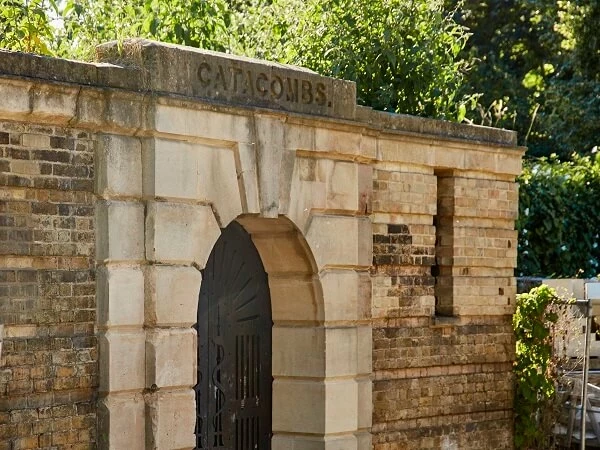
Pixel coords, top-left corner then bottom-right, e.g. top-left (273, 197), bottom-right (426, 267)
top-left (195, 221), bottom-right (272, 449)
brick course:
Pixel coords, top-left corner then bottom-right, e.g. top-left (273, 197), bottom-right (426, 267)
top-left (0, 122), bottom-right (96, 450)
top-left (371, 166), bottom-right (517, 449)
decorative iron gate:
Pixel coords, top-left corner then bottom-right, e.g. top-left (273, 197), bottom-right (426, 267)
top-left (195, 221), bottom-right (272, 450)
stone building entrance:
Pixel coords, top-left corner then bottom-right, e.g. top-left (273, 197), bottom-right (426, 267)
top-left (0, 38), bottom-right (522, 450)
top-left (196, 221), bottom-right (272, 449)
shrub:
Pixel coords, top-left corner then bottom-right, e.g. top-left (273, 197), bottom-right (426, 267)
top-left (513, 284), bottom-right (575, 449)
top-left (518, 154), bottom-right (600, 277)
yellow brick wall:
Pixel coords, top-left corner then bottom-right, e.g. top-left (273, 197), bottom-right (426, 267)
top-left (371, 165), bottom-right (517, 450)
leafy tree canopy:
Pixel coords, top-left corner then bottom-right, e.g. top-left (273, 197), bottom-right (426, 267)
top-left (234, 0), bottom-right (475, 119)
top-left (454, 0), bottom-right (600, 159)
top-left (0, 0), bottom-right (58, 54)
top-left (517, 154), bottom-right (600, 277)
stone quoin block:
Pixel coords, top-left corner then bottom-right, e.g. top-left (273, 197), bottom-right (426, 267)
top-left (145, 265), bottom-right (202, 327)
top-left (356, 432), bottom-right (372, 450)
top-left (96, 134), bottom-right (143, 197)
top-left (324, 327), bottom-right (364, 377)
top-left (357, 377), bottom-right (373, 429)
top-left (143, 138), bottom-right (243, 225)
top-left (272, 326), bottom-right (326, 378)
top-left (306, 215), bottom-right (372, 269)
top-left (325, 379), bottom-right (359, 433)
top-left (97, 265), bottom-right (145, 327)
top-left (145, 201), bottom-right (220, 266)
top-left (98, 329), bottom-right (146, 393)
top-left (98, 393), bottom-right (145, 449)
top-left (320, 270), bottom-right (371, 322)
top-left (272, 379), bottom-right (326, 434)
top-left (269, 275), bottom-right (323, 322)
top-left (96, 200), bottom-right (145, 262)
top-left (272, 434), bottom-right (358, 450)
top-left (272, 378), bottom-right (358, 434)
top-left (145, 389), bottom-right (196, 450)
top-left (145, 328), bottom-right (196, 389)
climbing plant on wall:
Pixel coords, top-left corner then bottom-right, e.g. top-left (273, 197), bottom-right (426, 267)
top-left (513, 284), bottom-right (574, 449)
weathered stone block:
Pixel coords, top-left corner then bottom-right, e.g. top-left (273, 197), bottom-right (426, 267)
top-left (31, 84), bottom-right (77, 123)
top-left (272, 434), bottom-right (358, 450)
top-left (236, 143), bottom-right (260, 214)
top-left (0, 80), bottom-right (31, 119)
top-left (145, 265), bottom-right (201, 327)
top-left (254, 115), bottom-right (286, 218)
top-left (270, 275), bottom-right (322, 322)
top-left (153, 103), bottom-right (252, 142)
top-left (287, 164), bottom-right (327, 232)
top-left (325, 379), bottom-right (359, 433)
top-left (96, 200), bottom-right (145, 262)
top-left (143, 138), bottom-right (242, 225)
top-left (272, 326), bottom-right (325, 377)
top-left (314, 127), bottom-right (375, 159)
top-left (145, 328), bottom-right (196, 388)
top-left (97, 265), bottom-right (145, 327)
top-left (76, 88), bottom-right (106, 128)
top-left (356, 431), bottom-right (372, 450)
top-left (273, 379), bottom-right (357, 434)
top-left (98, 393), bottom-right (145, 450)
top-left (356, 326), bottom-right (372, 376)
top-left (104, 91), bottom-right (144, 132)
top-left (145, 201), bottom-right (220, 266)
top-left (284, 123), bottom-right (315, 151)
top-left (99, 330), bottom-right (145, 393)
top-left (321, 160), bottom-right (358, 211)
top-left (324, 327), bottom-right (360, 377)
top-left (145, 389), bottom-right (196, 450)
top-left (306, 215), bottom-right (371, 269)
top-left (320, 270), bottom-right (370, 322)
top-left (357, 377), bottom-right (372, 429)
top-left (252, 232), bottom-right (314, 275)
top-left (96, 134), bottom-right (143, 197)
top-left (272, 379), bottom-right (325, 434)
top-left (377, 139), bottom-right (435, 166)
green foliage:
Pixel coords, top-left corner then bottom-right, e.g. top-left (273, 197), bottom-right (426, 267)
top-left (455, 0), bottom-right (600, 158)
top-left (537, 77), bottom-right (600, 159)
top-left (572, 1), bottom-right (600, 82)
top-left (517, 154), bottom-right (600, 277)
top-left (513, 285), bottom-right (570, 449)
top-left (0, 0), bottom-right (57, 55)
top-left (236, 0), bottom-right (476, 119)
top-left (58, 0), bottom-right (233, 60)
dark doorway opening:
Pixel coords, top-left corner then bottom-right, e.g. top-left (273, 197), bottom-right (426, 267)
top-left (195, 221), bottom-right (273, 449)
